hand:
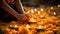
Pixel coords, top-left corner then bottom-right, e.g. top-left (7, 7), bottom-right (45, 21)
top-left (17, 14), bottom-right (28, 22)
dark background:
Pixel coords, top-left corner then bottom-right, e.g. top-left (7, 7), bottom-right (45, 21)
top-left (22, 0), bottom-right (60, 5)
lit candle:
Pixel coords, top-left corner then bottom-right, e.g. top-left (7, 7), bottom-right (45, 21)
top-left (38, 11), bottom-right (40, 14)
top-left (26, 24), bottom-right (30, 28)
top-left (27, 11), bottom-right (30, 14)
top-left (58, 5), bottom-right (60, 7)
top-left (51, 7), bottom-right (53, 9)
top-left (14, 25), bottom-right (18, 28)
top-left (31, 9), bottom-right (34, 13)
top-left (34, 9), bottom-right (37, 11)
top-left (38, 25), bottom-right (42, 29)
top-left (29, 17), bottom-right (36, 22)
top-left (41, 8), bottom-right (43, 11)
top-left (31, 17), bottom-right (33, 19)
top-left (53, 12), bottom-right (56, 15)
top-left (40, 15), bottom-right (44, 18)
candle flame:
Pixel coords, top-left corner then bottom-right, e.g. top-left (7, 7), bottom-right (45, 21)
top-left (29, 17), bottom-right (36, 22)
top-left (31, 9), bottom-right (34, 13)
top-left (51, 7), bottom-right (53, 9)
top-left (27, 11), bottom-right (30, 14)
top-left (34, 9), bottom-right (37, 11)
top-left (53, 12), bottom-right (56, 15)
top-left (26, 24), bottom-right (30, 28)
top-left (14, 25), bottom-right (18, 28)
top-left (38, 11), bottom-right (40, 14)
top-left (41, 8), bottom-right (43, 11)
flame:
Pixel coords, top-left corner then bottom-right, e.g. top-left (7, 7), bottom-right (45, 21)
top-left (34, 9), bottom-right (37, 11)
top-left (41, 8), bottom-right (43, 11)
top-left (29, 17), bottom-right (36, 22)
top-left (27, 11), bottom-right (30, 14)
top-left (53, 12), bottom-right (56, 15)
top-left (51, 7), bottom-right (53, 9)
top-left (31, 9), bottom-right (34, 13)
top-left (58, 5), bottom-right (60, 7)
top-left (14, 25), bottom-right (18, 28)
top-left (40, 15), bottom-right (44, 18)
top-left (26, 24), bottom-right (30, 28)
top-left (38, 11), bottom-right (40, 14)
top-left (38, 25), bottom-right (42, 29)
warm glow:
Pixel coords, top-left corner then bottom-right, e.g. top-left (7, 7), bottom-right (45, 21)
top-left (40, 15), bottom-right (44, 18)
top-left (51, 7), bottom-right (53, 9)
top-left (27, 11), bottom-right (30, 14)
top-left (34, 9), bottom-right (37, 11)
top-left (38, 11), bottom-right (40, 14)
top-left (2, 5), bottom-right (60, 34)
top-left (53, 12), bottom-right (56, 15)
top-left (29, 17), bottom-right (36, 22)
top-left (10, 25), bottom-right (13, 27)
top-left (41, 8), bottom-right (43, 11)
top-left (26, 24), bottom-right (30, 28)
top-left (14, 25), bottom-right (18, 28)
top-left (38, 25), bottom-right (42, 29)
top-left (31, 9), bottom-right (34, 13)
top-left (58, 5), bottom-right (60, 7)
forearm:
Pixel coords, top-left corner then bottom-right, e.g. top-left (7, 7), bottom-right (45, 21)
top-left (14, 0), bottom-right (24, 14)
top-left (0, 0), bottom-right (21, 20)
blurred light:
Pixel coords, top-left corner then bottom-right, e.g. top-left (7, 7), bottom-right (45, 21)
top-left (14, 25), bottom-right (18, 28)
top-left (53, 12), bottom-right (56, 15)
top-left (41, 21), bottom-right (44, 24)
top-left (38, 11), bottom-right (40, 14)
top-left (27, 11), bottom-right (30, 14)
top-left (58, 5), bottom-right (60, 7)
top-left (31, 25), bottom-right (35, 28)
top-left (29, 17), bottom-right (36, 22)
top-left (41, 8), bottom-right (43, 11)
top-left (26, 24), bottom-right (30, 28)
top-left (51, 7), bottom-right (53, 9)
top-left (38, 25), bottom-right (42, 29)
top-left (6, 28), bottom-right (10, 31)
top-left (10, 25), bottom-right (13, 27)
top-left (31, 9), bottom-right (34, 13)
top-left (34, 9), bottom-right (37, 11)
top-left (40, 15), bottom-right (44, 18)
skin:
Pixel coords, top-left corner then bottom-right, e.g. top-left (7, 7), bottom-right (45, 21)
top-left (0, 0), bottom-right (26, 21)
